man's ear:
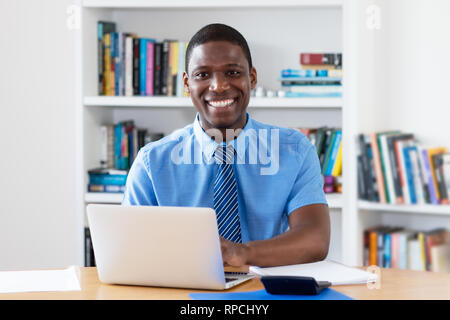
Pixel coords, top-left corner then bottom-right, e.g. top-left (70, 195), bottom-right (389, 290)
top-left (183, 71), bottom-right (190, 94)
top-left (250, 67), bottom-right (257, 90)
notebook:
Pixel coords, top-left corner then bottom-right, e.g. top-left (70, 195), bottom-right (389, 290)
top-left (249, 260), bottom-right (378, 286)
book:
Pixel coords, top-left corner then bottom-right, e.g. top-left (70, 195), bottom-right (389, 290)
top-left (420, 147), bottom-right (440, 204)
top-left (427, 147), bottom-right (448, 201)
top-left (443, 154), bottom-right (450, 200)
top-left (113, 32), bottom-right (120, 96)
top-left (408, 146), bottom-right (426, 204)
top-left (431, 243), bottom-right (450, 273)
top-left (322, 130), bottom-right (337, 176)
top-left (139, 38), bottom-right (148, 96)
top-left (370, 133), bottom-right (386, 203)
top-left (397, 231), bottom-right (414, 269)
top-left (408, 234), bottom-right (423, 271)
top-left (146, 40), bottom-right (155, 96)
top-left (284, 92), bottom-right (342, 98)
top-left (433, 154), bottom-right (449, 204)
top-left (285, 85), bottom-right (342, 94)
top-left (124, 34), bottom-right (135, 96)
top-left (88, 184), bottom-right (126, 193)
top-left (403, 145), bottom-right (418, 204)
top-left (387, 134), bottom-right (414, 204)
top-left (418, 232), bottom-right (427, 271)
top-left (170, 41), bottom-right (179, 96)
top-left (161, 40), bottom-right (171, 96)
top-left (425, 228), bottom-right (449, 271)
top-left (103, 33), bottom-right (112, 95)
top-left (109, 32), bottom-right (117, 96)
top-left (153, 42), bottom-right (163, 95)
top-left (88, 173), bottom-right (127, 186)
top-left (132, 38), bottom-right (140, 95)
top-left (97, 21), bottom-right (116, 95)
top-left (325, 130), bottom-right (342, 176)
top-left (358, 134), bottom-right (375, 201)
top-left (300, 53), bottom-right (342, 67)
top-left (100, 125), bottom-right (114, 169)
top-left (331, 138), bottom-right (343, 177)
top-left (378, 131), bottom-right (401, 204)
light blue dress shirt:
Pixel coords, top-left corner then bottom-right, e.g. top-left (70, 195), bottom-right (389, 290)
top-left (122, 113), bottom-right (327, 242)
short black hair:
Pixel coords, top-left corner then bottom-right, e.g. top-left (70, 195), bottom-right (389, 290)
top-left (185, 23), bottom-right (253, 74)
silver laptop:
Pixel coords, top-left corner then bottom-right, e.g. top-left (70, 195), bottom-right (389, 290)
top-left (86, 204), bottom-right (254, 290)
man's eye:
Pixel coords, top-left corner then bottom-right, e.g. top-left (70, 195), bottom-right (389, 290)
top-left (228, 70), bottom-right (240, 76)
top-left (195, 72), bottom-right (208, 78)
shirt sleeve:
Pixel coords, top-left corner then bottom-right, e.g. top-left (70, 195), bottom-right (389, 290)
top-left (285, 140), bottom-right (328, 215)
top-left (122, 149), bottom-right (158, 206)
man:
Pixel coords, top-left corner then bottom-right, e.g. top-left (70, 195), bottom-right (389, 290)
top-left (123, 23), bottom-right (330, 267)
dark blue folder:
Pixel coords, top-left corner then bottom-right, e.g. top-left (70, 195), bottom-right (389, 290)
top-left (189, 288), bottom-right (353, 300)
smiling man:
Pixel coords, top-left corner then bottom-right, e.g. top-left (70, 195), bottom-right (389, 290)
top-left (122, 23), bottom-right (330, 267)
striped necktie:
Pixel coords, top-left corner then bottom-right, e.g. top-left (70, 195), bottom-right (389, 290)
top-left (213, 144), bottom-right (242, 243)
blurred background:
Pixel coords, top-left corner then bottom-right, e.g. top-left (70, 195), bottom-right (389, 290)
top-left (0, 0), bottom-right (449, 274)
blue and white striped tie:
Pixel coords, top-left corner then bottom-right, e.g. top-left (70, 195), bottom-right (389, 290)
top-left (213, 144), bottom-right (242, 243)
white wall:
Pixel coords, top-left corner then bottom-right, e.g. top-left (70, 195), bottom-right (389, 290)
top-left (360, 0), bottom-right (450, 148)
top-left (0, 0), bottom-right (78, 270)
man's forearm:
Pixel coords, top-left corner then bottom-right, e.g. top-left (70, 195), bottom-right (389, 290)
top-left (243, 225), bottom-right (329, 267)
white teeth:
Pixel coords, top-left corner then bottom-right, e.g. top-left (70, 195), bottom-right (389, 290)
top-left (208, 99), bottom-right (234, 108)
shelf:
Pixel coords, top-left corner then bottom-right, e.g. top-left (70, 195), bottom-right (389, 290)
top-left (326, 193), bottom-right (343, 209)
top-left (358, 200), bottom-right (450, 216)
top-left (85, 192), bottom-right (342, 208)
top-left (82, 0), bottom-right (343, 9)
top-left (84, 96), bottom-right (342, 109)
top-left (85, 192), bottom-right (124, 204)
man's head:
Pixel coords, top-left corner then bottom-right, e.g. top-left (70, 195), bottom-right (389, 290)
top-left (183, 24), bottom-right (257, 136)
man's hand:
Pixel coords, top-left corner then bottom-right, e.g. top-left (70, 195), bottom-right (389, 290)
top-left (220, 237), bottom-right (249, 267)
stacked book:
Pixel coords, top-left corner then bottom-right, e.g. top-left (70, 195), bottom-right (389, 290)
top-left (297, 127), bottom-right (343, 193)
top-left (363, 226), bottom-right (450, 272)
top-left (99, 120), bottom-right (164, 171)
top-left (279, 53), bottom-right (342, 98)
top-left (87, 167), bottom-right (128, 193)
top-left (98, 21), bottom-right (188, 97)
top-left (357, 132), bottom-right (450, 205)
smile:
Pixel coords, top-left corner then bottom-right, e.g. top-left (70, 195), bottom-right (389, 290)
top-left (206, 98), bottom-right (236, 108)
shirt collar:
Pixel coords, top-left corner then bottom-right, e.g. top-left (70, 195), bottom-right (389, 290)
top-left (193, 113), bottom-right (253, 163)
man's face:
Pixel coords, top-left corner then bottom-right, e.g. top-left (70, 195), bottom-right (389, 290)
top-left (183, 41), bottom-right (257, 133)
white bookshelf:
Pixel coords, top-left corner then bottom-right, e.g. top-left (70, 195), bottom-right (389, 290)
top-left (84, 96), bottom-right (343, 109)
top-left (76, 0), bottom-right (360, 267)
top-left (359, 201), bottom-right (450, 216)
top-left (85, 192), bottom-right (344, 208)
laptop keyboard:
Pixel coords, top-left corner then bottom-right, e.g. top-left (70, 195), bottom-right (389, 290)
top-left (225, 272), bottom-right (252, 283)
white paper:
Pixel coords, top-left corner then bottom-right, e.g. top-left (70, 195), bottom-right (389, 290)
top-left (249, 260), bottom-right (378, 286)
top-left (0, 266), bottom-right (81, 293)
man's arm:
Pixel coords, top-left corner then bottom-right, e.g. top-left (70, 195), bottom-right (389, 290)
top-left (221, 203), bottom-right (330, 267)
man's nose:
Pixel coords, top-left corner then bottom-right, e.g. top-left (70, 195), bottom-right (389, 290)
top-left (209, 73), bottom-right (230, 92)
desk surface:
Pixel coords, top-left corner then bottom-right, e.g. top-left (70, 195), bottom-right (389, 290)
top-left (1, 267), bottom-right (450, 300)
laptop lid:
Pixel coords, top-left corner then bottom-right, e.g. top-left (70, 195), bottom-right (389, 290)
top-left (86, 204), bottom-right (228, 290)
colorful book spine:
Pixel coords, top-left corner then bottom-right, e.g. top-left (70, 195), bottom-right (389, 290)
top-left (326, 130), bottom-right (342, 176)
top-left (139, 38), bottom-right (147, 96)
top-left (146, 41), bottom-right (155, 96)
top-left (88, 184), bottom-right (126, 193)
top-left (300, 53), bottom-right (342, 67)
top-left (421, 148), bottom-right (439, 204)
top-left (89, 174), bottom-right (127, 186)
top-left (403, 146), bottom-right (417, 204)
top-left (370, 133), bottom-right (386, 203)
top-left (125, 35), bottom-right (133, 96)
